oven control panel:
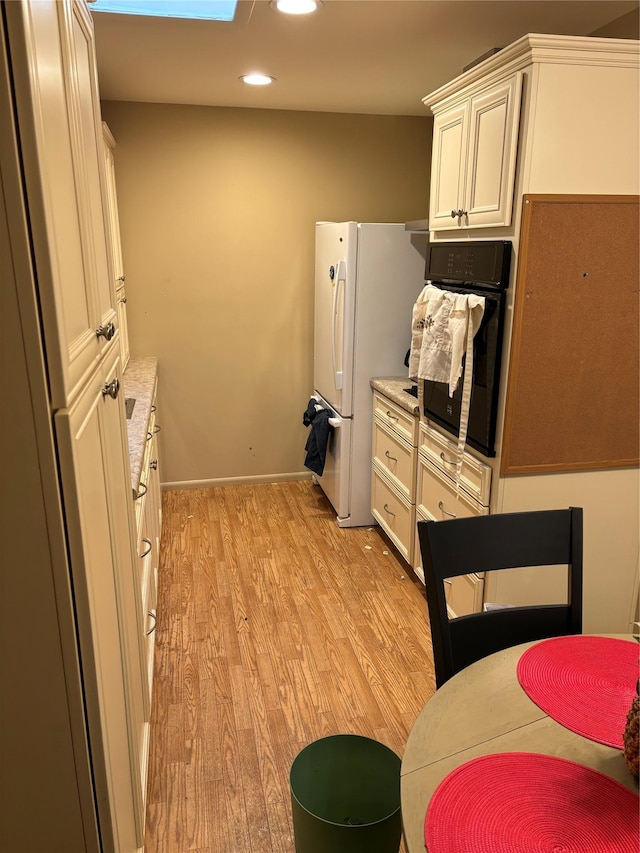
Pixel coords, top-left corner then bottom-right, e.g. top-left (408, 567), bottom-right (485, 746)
top-left (427, 241), bottom-right (512, 288)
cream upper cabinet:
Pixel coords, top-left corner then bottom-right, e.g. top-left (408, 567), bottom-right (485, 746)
top-left (427, 72), bottom-right (522, 232)
top-left (102, 123), bottom-right (130, 369)
top-left (116, 285), bottom-right (131, 369)
top-left (102, 123), bottom-right (126, 287)
top-left (6, 0), bottom-right (116, 408)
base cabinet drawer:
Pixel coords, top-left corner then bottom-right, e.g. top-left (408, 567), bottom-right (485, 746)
top-left (417, 455), bottom-right (488, 522)
top-left (448, 572), bottom-right (485, 618)
top-left (414, 512), bottom-right (485, 616)
top-left (372, 418), bottom-right (416, 501)
top-left (371, 463), bottom-right (414, 563)
top-left (419, 422), bottom-right (491, 505)
top-left (413, 509), bottom-right (427, 584)
top-left (373, 392), bottom-right (418, 446)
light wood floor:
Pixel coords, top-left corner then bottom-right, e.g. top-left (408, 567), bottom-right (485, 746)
top-left (144, 480), bottom-right (436, 852)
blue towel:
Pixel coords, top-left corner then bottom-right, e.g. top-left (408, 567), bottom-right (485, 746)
top-left (303, 399), bottom-right (332, 476)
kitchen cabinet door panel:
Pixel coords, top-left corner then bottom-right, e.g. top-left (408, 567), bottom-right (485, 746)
top-left (465, 74), bottom-right (522, 227)
top-left (5, 0), bottom-right (117, 408)
top-left (429, 103), bottom-right (468, 230)
top-left (54, 363), bottom-right (142, 852)
top-left (4, 0), bottom-right (101, 406)
top-left (62, 0), bottom-right (115, 341)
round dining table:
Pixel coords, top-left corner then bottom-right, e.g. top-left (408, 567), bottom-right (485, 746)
top-left (400, 634), bottom-right (639, 852)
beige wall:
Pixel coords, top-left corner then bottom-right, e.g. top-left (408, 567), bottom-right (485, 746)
top-left (100, 102), bottom-right (431, 486)
top-left (589, 7), bottom-right (639, 38)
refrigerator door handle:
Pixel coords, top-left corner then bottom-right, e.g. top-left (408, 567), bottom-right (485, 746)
top-left (331, 259), bottom-right (346, 390)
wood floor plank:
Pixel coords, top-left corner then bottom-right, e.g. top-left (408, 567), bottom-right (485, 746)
top-left (145, 481), bottom-right (435, 852)
top-left (184, 737), bottom-right (210, 850)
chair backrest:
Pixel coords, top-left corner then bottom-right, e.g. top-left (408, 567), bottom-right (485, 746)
top-left (417, 507), bottom-right (583, 688)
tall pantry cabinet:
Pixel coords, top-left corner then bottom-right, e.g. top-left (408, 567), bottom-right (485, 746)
top-left (1, 1), bottom-right (146, 851)
top-left (422, 34), bottom-right (640, 632)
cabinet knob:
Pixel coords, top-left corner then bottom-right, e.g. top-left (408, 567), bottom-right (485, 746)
top-left (458, 209), bottom-right (468, 218)
top-left (101, 377), bottom-right (120, 399)
top-left (450, 209), bottom-right (458, 219)
top-left (118, 295), bottom-right (127, 304)
top-left (117, 275), bottom-right (126, 283)
top-left (150, 459), bottom-right (158, 470)
top-left (96, 321), bottom-right (115, 341)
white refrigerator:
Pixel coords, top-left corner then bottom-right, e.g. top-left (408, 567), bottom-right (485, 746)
top-left (311, 221), bottom-right (427, 527)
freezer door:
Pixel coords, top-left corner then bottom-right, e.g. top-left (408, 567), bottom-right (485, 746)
top-left (312, 395), bottom-right (352, 523)
top-left (314, 222), bottom-right (357, 417)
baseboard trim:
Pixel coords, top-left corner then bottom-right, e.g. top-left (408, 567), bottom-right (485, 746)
top-left (161, 471), bottom-right (313, 491)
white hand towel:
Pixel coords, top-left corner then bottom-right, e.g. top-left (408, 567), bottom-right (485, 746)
top-left (409, 284), bottom-right (485, 488)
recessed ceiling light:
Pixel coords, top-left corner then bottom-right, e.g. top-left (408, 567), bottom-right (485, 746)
top-left (271, 0), bottom-right (321, 14)
top-left (240, 74), bottom-right (276, 86)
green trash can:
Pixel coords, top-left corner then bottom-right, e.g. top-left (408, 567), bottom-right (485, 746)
top-left (289, 734), bottom-right (402, 853)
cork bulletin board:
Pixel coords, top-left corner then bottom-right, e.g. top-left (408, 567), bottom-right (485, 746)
top-left (501, 194), bottom-right (639, 475)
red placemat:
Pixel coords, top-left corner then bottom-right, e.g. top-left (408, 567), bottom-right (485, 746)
top-left (425, 752), bottom-right (639, 853)
top-left (517, 636), bottom-right (639, 748)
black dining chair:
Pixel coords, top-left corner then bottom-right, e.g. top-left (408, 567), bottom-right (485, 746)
top-left (417, 507), bottom-right (583, 688)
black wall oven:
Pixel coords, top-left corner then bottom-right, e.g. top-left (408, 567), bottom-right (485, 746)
top-left (421, 240), bottom-right (512, 458)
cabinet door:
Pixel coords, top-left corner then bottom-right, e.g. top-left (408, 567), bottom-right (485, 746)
top-left (5, 0), bottom-right (116, 407)
top-left (61, 0), bottom-right (115, 350)
top-left (464, 73), bottom-right (523, 228)
top-left (55, 357), bottom-right (144, 852)
top-left (5, 0), bottom-right (99, 406)
top-left (429, 102), bottom-right (468, 230)
top-left (116, 285), bottom-right (131, 370)
top-left (102, 125), bottom-right (125, 286)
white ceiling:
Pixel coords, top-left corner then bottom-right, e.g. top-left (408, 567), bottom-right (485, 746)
top-left (92, 0), bottom-right (639, 116)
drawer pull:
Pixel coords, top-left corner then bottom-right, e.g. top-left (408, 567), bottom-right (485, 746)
top-left (438, 500), bottom-right (456, 519)
top-left (139, 537), bottom-right (152, 558)
top-left (385, 410), bottom-right (399, 421)
top-left (101, 377), bottom-right (120, 399)
top-left (384, 450), bottom-right (397, 463)
top-left (440, 451), bottom-right (457, 466)
top-left (146, 610), bottom-right (157, 636)
top-left (135, 482), bottom-right (148, 500)
top-left (383, 503), bottom-right (396, 516)
top-left (147, 424), bottom-right (161, 441)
